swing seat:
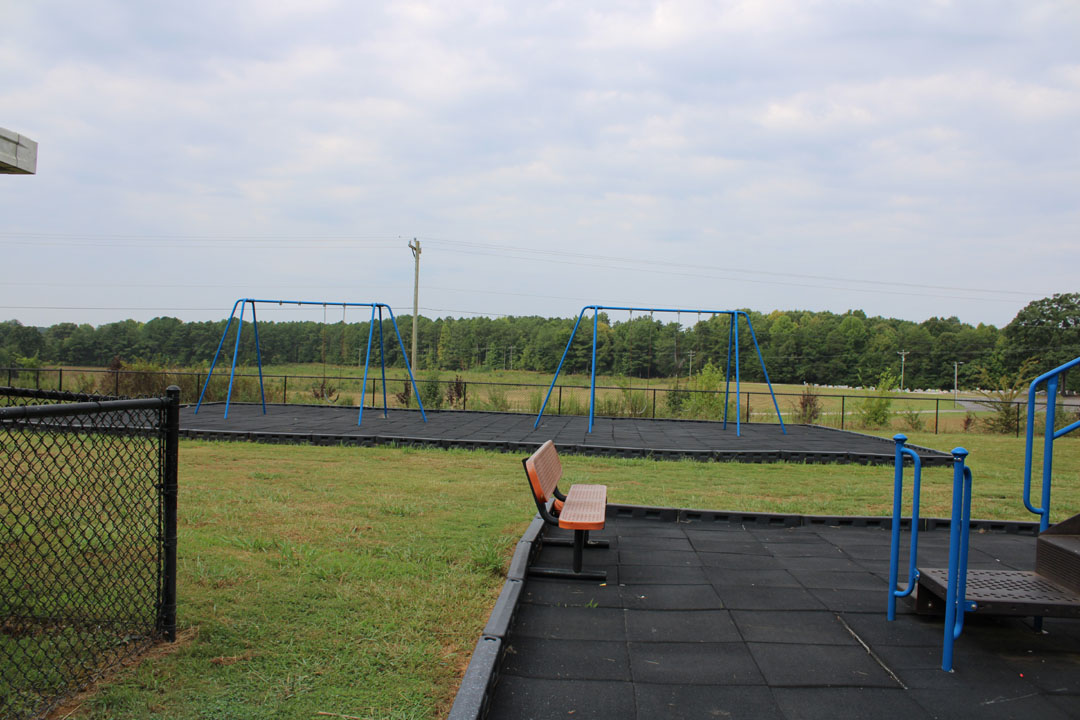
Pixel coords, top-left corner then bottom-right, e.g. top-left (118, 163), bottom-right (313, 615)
top-left (522, 440), bottom-right (609, 580)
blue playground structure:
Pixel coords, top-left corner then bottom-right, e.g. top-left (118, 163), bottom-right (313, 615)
top-left (193, 298), bottom-right (426, 425)
top-left (888, 355), bottom-right (1080, 671)
top-left (534, 305), bottom-right (786, 436)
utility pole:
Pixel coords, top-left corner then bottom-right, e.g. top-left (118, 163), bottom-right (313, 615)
top-left (897, 350), bottom-right (909, 391)
top-left (408, 239), bottom-right (421, 371)
top-left (687, 349), bottom-right (696, 378)
top-left (954, 361), bottom-right (964, 406)
top-left (509, 344), bottom-right (515, 371)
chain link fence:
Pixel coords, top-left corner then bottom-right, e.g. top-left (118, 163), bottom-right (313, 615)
top-left (0, 386), bottom-right (179, 720)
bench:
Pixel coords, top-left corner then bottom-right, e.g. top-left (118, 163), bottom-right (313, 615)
top-left (522, 440), bottom-right (608, 581)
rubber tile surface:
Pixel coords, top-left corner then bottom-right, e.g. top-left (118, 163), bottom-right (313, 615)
top-left (482, 514), bottom-right (1080, 719)
top-left (180, 404), bottom-right (953, 464)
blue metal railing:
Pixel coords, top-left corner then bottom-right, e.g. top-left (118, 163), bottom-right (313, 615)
top-left (887, 434), bottom-right (922, 621)
top-left (1023, 355), bottom-right (1080, 533)
top-left (888, 437), bottom-right (977, 671)
top-left (942, 447), bottom-right (976, 672)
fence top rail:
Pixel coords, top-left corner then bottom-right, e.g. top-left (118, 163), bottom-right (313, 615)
top-left (0, 385), bottom-right (121, 402)
top-left (0, 396), bottom-right (169, 420)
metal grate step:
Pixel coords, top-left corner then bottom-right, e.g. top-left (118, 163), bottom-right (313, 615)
top-left (916, 568), bottom-right (1080, 618)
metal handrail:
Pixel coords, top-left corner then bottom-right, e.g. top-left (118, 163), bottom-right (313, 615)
top-left (942, 448), bottom-right (975, 672)
top-left (887, 439), bottom-right (977, 672)
top-left (887, 434), bottom-right (922, 621)
top-left (1022, 355), bottom-right (1080, 532)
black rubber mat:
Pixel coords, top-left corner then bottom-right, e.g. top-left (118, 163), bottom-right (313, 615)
top-left (486, 514), bottom-right (1080, 719)
top-left (180, 403), bottom-right (952, 465)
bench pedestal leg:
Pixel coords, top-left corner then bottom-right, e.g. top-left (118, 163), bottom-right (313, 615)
top-left (573, 530), bottom-right (586, 573)
top-left (528, 529), bottom-right (607, 581)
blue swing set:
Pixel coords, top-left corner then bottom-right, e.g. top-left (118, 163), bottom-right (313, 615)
top-left (534, 304), bottom-right (786, 436)
top-left (193, 298), bottom-right (426, 425)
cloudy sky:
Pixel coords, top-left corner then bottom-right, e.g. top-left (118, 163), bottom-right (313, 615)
top-left (2, 0), bottom-right (1078, 330)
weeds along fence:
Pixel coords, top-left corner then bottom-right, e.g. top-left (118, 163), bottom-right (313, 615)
top-left (4, 366), bottom-right (1076, 436)
top-left (0, 386), bottom-right (179, 720)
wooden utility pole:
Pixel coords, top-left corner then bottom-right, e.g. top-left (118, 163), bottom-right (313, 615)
top-left (408, 238), bottom-right (421, 370)
top-left (897, 350), bottom-right (909, 391)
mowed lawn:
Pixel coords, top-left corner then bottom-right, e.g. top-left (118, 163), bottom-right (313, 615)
top-left (70, 433), bottom-right (1079, 719)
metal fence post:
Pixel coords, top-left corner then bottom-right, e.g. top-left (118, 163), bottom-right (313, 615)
top-left (652, 388), bottom-right (657, 418)
top-left (58, 368), bottom-right (63, 392)
top-left (114, 371), bottom-right (120, 396)
top-left (558, 386), bottom-right (562, 415)
top-left (841, 395), bottom-right (845, 430)
top-left (1016, 403), bottom-right (1021, 438)
top-left (161, 386), bottom-right (180, 642)
top-left (283, 375), bottom-right (288, 404)
top-left (463, 381), bottom-right (467, 411)
top-left (935, 398), bottom-right (939, 434)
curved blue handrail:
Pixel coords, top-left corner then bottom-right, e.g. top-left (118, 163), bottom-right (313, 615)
top-left (1022, 355), bottom-right (1080, 532)
top-left (887, 434), bottom-right (922, 621)
top-left (942, 450), bottom-right (974, 671)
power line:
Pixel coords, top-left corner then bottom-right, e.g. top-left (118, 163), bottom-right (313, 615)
top-left (0, 230), bottom-right (1046, 300)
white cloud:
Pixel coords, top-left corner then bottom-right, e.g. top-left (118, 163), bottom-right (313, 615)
top-left (1, 0), bottom-right (1078, 328)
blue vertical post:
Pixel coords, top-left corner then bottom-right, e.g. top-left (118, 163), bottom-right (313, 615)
top-left (194, 299), bottom-right (242, 414)
top-left (889, 435), bottom-right (906, 621)
top-left (378, 306), bottom-right (388, 417)
top-left (723, 313), bottom-right (733, 429)
top-left (588, 307), bottom-right (599, 433)
top-left (223, 300), bottom-right (247, 419)
top-left (734, 314), bottom-right (741, 437)
top-left (942, 447), bottom-right (971, 672)
top-left (358, 304), bottom-right (376, 425)
top-left (534, 309), bottom-right (586, 428)
top-left (1040, 375), bottom-right (1058, 533)
top-left (250, 302), bottom-right (267, 414)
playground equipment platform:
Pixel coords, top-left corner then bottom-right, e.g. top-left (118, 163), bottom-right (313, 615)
top-left (179, 404), bottom-right (952, 465)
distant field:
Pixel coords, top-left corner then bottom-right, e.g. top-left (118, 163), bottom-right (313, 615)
top-left (52, 430), bottom-right (1078, 719)
top-left (5, 363), bottom-right (1047, 435)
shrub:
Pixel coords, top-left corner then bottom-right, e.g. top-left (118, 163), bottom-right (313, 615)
top-left (420, 370), bottom-right (444, 410)
top-left (975, 359), bottom-right (1037, 435)
top-left (792, 385), bottom-right (822, 424)
top-left (857, 370), bottom-right (898, 429)
top-left (484, 386), bottom-right (509, 412)
top-left (394, 380), bottom-right (412, 408)
top-left (681, 362), bottom-right (727, 420)
top-left (445, 375), bottom-right (466, 409)
top-left (899, 407), bottom-right (924, 431)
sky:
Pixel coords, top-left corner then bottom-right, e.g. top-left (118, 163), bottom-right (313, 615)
top-left (2, 0), bottom-right (1078, 331)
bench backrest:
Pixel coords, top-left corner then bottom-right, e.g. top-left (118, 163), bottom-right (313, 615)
top-left (523, 440), bottom-right (561, 505)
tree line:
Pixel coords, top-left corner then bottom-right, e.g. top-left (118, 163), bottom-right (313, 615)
top-left (2, 293), bottom-right (1077, 391)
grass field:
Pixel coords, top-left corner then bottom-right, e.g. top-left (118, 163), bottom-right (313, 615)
top-left (47, 430), bottom-right (1078, 719)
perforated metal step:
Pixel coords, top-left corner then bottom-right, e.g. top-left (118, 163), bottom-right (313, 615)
top-left (916, 568), bottom-right (1080, 618)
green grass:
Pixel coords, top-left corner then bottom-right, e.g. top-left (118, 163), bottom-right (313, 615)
top-left (28, 432), bottom-right (1080, 719)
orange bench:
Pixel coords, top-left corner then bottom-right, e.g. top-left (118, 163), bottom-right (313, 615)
top-left (522, 440), bottom-right (608, 580)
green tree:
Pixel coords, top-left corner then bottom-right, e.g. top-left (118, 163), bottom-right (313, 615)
top-left (1003, 293), bottom-right (1080, 392)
